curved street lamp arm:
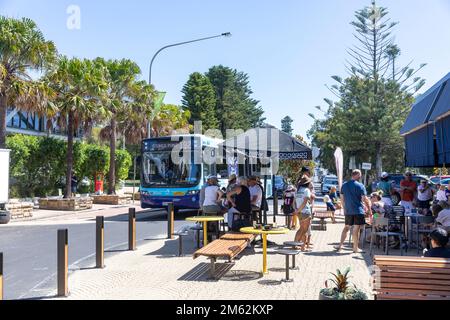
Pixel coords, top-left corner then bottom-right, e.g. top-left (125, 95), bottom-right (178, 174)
top-left (149, 33), bottom-right (231, 84)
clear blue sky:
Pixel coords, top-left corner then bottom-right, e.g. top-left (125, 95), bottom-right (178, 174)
top-left (2, 0), bottom-right (450, 142)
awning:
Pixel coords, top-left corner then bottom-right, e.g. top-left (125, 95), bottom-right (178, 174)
top-left (436, 116), bottom-right (450, 165)
top-left (404, 124), bottom-right (435, 167)
top-left (402, 72), bottom-right (450, 167)
top-left (221, 126), bottom-right (312, 160)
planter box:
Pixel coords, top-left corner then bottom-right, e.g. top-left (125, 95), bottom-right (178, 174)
top-left (92, 194), bottom-right (132, 205)
top-left (39, 197), bottom-right (93, 211)
top-left (6, 201), bottom-right (34, 220)
top-left (125, 192), bottom-right (140, 201)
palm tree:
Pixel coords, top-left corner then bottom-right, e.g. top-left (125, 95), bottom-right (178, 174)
top-left (96, 59), bottom-right (141, 195)
top-left (0, 17), bottom-right (57, 148)
top-left (46, 57), bottom-right (108, 198)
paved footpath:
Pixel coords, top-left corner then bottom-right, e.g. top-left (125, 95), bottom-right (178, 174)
top-left (48, 213), bottom-right (377, 300)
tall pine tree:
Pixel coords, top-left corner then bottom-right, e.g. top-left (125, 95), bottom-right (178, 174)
top-left (181, 72), bottom-right (218, 131)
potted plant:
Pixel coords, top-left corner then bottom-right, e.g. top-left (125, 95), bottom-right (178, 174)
top-left (319, 267), bottom-right (368, 300)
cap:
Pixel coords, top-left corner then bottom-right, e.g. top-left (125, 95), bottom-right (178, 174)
top-left (381, 172), bottom-right (389, 178)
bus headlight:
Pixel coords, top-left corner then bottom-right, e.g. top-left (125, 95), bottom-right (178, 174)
top-left (186, 190), bottom-right (200, 195)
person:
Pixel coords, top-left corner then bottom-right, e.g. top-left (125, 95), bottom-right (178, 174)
top-left (335, 169), bottom-right (372, 253)
top-left (202, 176), bottom-right (224, 215)
top-left (226, 174), bottom-right (237, 193)
top-left (377, 172), bottom-right (393, 206)
top-left (400, 171), bottom-right (417, 212)
top-left (323, 194), bottom-right (337, 223)
top-left (435, 201), bottom-right (450, 233)
top-left (329, 186), bottom-right (342, 211)
top-left (71, 174), bottom-right (78, 197)
top-left (226, 177), bottom-right (252, 231)
top-left (423, 228), bottom-right (450, 258)
top-left (293, 176), bottom-right (313, 251)
top-left (248, 176), bottom-right (263, 211)
top-left (436, 184), bottom-right (448, 202)
top-left (417, 180), bottom-right (434, 216)
top-left (282, 184), bottom-right (297, 229)
top-left (201, 176), bottom-right (224, 240)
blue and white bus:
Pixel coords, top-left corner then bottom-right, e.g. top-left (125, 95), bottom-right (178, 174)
top-left (140, 134), bottom-right (224, 211)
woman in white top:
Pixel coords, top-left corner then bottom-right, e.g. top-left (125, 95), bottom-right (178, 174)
top-left (202, 176), bottom-right (224, 214)
top-left (436, 201), bottom-right (450, 233)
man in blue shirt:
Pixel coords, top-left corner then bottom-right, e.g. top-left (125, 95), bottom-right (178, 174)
top-left (335, 169), bottom-right (372, 253)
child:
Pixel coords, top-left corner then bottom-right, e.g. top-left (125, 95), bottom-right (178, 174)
top-left (323, 194), bottom-right (336, 223)
top-left (423, 228), bottom-right (450, 258)
top-left (282, 185), bottom-right (297, 229)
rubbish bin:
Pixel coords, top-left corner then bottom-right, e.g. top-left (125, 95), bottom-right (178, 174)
top-left (95, 174), bottom-right (104, 194)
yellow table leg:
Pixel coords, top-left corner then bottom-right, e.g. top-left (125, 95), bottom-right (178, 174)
top-left (262, 233), bottom-right (268, 274)
top-left (203, 221), bottom-right (208, 246)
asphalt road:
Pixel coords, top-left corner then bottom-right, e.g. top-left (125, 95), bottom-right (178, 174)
top-left (0, 209), bottom-right (194, 300)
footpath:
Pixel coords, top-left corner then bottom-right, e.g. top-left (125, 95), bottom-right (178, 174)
top-left (49, 213), bottom-right (375, 300)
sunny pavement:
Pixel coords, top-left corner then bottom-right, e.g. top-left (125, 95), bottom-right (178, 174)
top-left (45, 211), bottom-right (388, 300)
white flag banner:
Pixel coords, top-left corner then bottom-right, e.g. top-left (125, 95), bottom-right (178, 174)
top-left (334, 147), bottom-right (343, 192)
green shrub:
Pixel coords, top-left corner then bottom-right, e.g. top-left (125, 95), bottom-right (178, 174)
top-left (6, 134), bottom-right (134, 197)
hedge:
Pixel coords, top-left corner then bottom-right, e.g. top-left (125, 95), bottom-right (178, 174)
top-left (6, 134), bottom-right (132, 198)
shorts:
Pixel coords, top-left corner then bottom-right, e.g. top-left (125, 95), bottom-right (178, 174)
top-left (298, 211), bottom-right (311, 221)
top-left (326, 202), bottom-right (336, 211)
top-left (417, 200), bottom-right (431, 209)
top-left (345, 215), bottom-right (365, 226)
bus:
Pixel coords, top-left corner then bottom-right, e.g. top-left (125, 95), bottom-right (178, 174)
top-left (140, 134), bottom-right (224, 211)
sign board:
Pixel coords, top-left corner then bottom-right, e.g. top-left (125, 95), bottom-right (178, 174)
top-left (0, 149), bottom-right (10, 204)
top-left (362, 163), bottom-right (372, 170)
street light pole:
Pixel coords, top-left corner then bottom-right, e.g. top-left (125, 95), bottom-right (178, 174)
top-left (147, 32), bottom-right (231, 138)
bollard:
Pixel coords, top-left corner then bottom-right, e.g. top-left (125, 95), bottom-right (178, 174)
top-left (273, 194), bottom-right (278, 223)
top-left (128, 208), bottom-right (136, 251)
top-left (0, 252), bottom-right (3, 300)
top-left (57, 229), bottom-right (68, 297)
top-left (96, 216), bottom-right (104, 268)
top-left (167, 203), bottom-right (174, 240)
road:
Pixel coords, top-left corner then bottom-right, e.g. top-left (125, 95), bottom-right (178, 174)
top-left (0, 208), bottom-right (194, 300)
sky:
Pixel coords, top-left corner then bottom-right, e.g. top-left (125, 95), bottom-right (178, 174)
top-left (1, 0), bottom-right (450, 142)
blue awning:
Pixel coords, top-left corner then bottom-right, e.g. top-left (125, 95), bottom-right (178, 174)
top-left (400, 86), bottom-right (440, 135)
top-left (401, 72), bottom-right (450, 135)
top-left (436, 116), bottom-right (450, 165)
top-left (404, 124), bottom-right (435, 167)
top-left (430, 80), bottom-right (450, 121)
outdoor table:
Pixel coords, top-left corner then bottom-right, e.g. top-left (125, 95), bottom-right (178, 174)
top-left (186, 216), bottom-right (224, 247)
top-left (404, 212), bottom-right (420, 247)
top-left (239, 226), bottom-right (289, 275)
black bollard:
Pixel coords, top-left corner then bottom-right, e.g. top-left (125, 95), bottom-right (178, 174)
top-left (0, 252), bottom-right (3, 300)
top-left (167, 203), bottom-right (174, 240)
top-left (57, 229), bottom-right (68, 297)
top-left (96, 216), bottom-right (104, 268)
top-left (128, 208), bottom-right (136, 251)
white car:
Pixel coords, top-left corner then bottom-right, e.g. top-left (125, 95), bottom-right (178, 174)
top-left (321, 175), bottom-right (338, 195)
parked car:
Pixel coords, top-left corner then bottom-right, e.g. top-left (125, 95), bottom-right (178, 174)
top-left (430, 175), bottom-right (450, 184)
top-left (321, 175), bottom-right (339, 195)
top-left (274, 175), bottom-right (288, 198)
top-left (439, 178), bottom-right (450, 186)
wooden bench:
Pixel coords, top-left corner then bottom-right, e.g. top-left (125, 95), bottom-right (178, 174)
top-left (313, 210), bottom-right (334, 230)
top-left (373, 255), bottom-right (450, 300)
top-left (193, 232), bottom-right (255, 278)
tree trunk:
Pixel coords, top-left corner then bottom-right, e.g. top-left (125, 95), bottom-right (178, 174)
top-left (0, 94), bottom-right (7, 149)
top-left (65, 111), bottom-right (74, 199)
top-left (108, 118), bottom-right (116, 195)
top-left (375, 143), bottom-right (383, 178)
